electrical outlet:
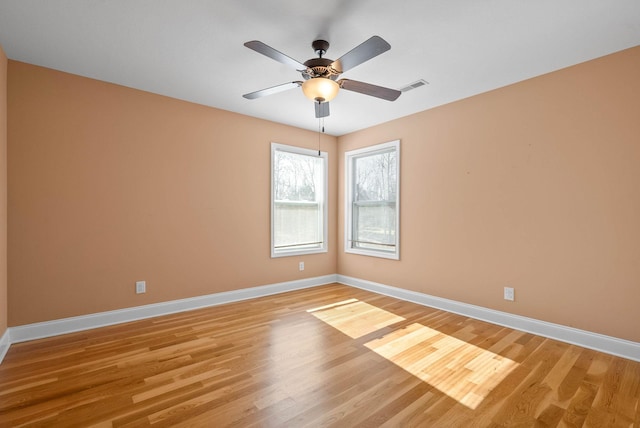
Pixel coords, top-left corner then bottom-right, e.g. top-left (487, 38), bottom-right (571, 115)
top-left (504, 286), bottom-right (515, 301)
top-left (299, 262), bottom-right (305, 271)
top-left (136, 281), bottom-right (146, 294)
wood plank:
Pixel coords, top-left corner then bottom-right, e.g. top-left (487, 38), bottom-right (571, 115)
top-left (0, 283), bottom-right (638, 427)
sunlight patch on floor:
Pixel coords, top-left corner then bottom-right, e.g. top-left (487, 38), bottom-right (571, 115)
top-left (365, 322), bottom-right (518, 409)
top-left (308, 299), bottom-right (519, 410)
top-left (307, 299), bottom-right (406, 339)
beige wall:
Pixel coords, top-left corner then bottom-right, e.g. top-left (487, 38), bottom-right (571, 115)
top-left (6, 46), bottom-right (640, 344)
top-left (7, 61), bottom-right (337, 325)
top-left (0, 45), bottom-right (7, 336)
top-left (338, 46), bottom-right (640, 343)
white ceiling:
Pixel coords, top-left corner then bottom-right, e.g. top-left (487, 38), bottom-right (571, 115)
top-left (1, 1), bottom-right (639, 136)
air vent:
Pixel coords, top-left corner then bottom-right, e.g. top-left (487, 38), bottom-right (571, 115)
top-left (399, 79), bottom-right (429, 92)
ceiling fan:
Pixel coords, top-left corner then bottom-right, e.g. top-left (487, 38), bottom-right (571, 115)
top-left (242, 36), bottom-right (401, 118)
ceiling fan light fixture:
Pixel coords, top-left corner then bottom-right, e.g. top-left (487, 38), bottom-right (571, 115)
top-left (302, 77), bottom-right (339, 102)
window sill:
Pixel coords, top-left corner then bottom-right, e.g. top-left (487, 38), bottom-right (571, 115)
top-left (344, 247), bottom-right (399, 260)
top-left (271, 247), bottom-right (328, 258)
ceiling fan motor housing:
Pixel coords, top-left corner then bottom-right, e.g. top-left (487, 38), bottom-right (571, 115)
top-left (302, 57), bottom-right (339, 81)
top-left (302, 40), bottom-right (342, 81)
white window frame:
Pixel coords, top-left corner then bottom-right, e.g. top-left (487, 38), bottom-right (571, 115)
top-left (271, 143), bottom-right (328, 258)
top-left (345, 140), bottom-right (400, 260)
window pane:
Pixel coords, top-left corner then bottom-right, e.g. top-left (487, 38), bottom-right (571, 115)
top-left (354, 150), bottom-right (397, 202)
top-left (274, 202), bottom-right (321, 249)
top-left (353, 149), bottom-right (397, 251)
top-left (274, 151), bottom-right (321, 202)
top-left (345, 140), bottom-right (400, 259)
top-left (353, 202), bottom-right (396, 251)
top-left (272, 144), bottom-right (327, 256)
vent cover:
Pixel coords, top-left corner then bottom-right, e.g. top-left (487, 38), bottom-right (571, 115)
top-left (399, 79), bottom-right (429, 92)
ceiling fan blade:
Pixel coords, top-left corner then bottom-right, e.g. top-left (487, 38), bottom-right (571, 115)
top-left (243, 81), bottom-right (302, 100)
top-left (315, 101), bottom-right (330, 118)
top-left (330, 36), bottom-right (391, 73)
top-left (339, 79), bottom-right (401, 101)
top-left (244, 41), bottom-right (307, 71)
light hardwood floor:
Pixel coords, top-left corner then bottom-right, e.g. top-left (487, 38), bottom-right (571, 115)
top-left (0, 283), bottom-right (638, 427)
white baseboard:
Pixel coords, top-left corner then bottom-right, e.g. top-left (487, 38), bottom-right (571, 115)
top-left (7, 274), bottom-right (337, 348)
top-left (337, 275), bottom-right (640, 362)
top-left (3, 273), bottom-right (638, 365)
top-left (0, 328), bottom-right (10, 363)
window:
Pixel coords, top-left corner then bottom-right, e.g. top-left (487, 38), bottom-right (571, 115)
top-left (271, 143), bottom-right (328, 257)
top-left (345, 140), bottom-right (400, 259)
